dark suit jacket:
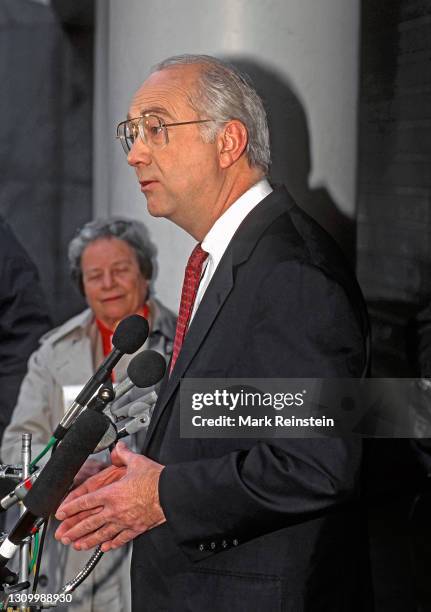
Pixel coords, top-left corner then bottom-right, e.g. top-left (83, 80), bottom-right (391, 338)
top-left (0, 218), bottom-right (51, 446)
top-left (132, 187), bottom-right (370, 611)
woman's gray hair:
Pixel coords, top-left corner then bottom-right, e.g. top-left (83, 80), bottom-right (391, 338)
top-left (68, 217), bottom-right (157, 295)
top-left (152, 54), bottom-right (271, 174)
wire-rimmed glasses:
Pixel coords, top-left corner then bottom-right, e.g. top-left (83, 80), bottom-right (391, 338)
top-left (116, 114), bottom-right (215, 155)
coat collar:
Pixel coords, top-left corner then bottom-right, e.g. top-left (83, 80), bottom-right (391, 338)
top-left (143, 186), bottom-right (294, 451)
top-left (41, 308), bottom-right (94, 345)
top-left (45, 299), bottom-right (176, 388)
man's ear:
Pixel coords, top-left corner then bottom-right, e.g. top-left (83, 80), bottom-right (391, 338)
top-left (217, 120), bottom-right (248, 168)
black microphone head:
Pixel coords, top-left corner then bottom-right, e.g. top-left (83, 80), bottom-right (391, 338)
top-left (112, 314), bottom-right (149, 354)
top-left (127, 350), bottom-right (166, 388)
top-left (25, 410), bottom-right (112, 519)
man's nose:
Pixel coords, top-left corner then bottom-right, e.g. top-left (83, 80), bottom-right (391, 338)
top-left (127, 138), bottom-right (152, 167)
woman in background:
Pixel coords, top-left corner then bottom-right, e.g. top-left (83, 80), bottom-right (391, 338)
top-left (2, 217), bottom-right (176, 612)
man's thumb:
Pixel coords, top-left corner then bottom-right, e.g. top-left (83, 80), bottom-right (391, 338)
top-left (111, 440), bottom-right (134, 465)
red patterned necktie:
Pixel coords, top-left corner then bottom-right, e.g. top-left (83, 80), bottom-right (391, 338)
top-left (170, 244), bottom-right (208, 374)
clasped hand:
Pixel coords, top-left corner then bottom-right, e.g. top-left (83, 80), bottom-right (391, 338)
top-left (54, 441), bottom-right (166, 552)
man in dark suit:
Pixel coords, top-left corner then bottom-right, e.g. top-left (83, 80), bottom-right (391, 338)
top-left (0, 217), bottom-right (51, 445)
top-left (55, 55), bottom-right (370, 611)
top-left (0, 217), bottom-right (51, 529)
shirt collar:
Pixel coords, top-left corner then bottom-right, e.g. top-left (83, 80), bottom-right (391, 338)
top-left (201, 178), bottom-right (273, 262)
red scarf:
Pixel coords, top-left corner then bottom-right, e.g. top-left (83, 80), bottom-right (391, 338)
top-left (96, 304), bottom-right (150, 379)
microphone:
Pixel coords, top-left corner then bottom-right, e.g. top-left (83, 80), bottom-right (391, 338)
top-left (93, 351), bottom-right (166, 452)
top-left (0, 410), bottom-right (112, 567)
top-left (53, 315), bottom-right (149, 441)
top-left (0, 350), bottom-right (164, 515)
top-left (112, 349), bottom-right (167, 404)
top-left (116, 397), bottom-right (156, 438)
top-left (94, 393), bottom-right (158, 452)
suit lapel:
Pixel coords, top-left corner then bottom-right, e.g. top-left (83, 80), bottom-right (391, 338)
top-left (143, 251), bottom-right (234, 450)
top-left (143, 186), bottom-right (293, 452)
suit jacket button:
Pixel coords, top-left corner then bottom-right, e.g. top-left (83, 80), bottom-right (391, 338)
top-left (210, 542), bottom-right (216, 550)
top-left (232, 539), bottom-right (239, 546)
top-left (221, 540), bottom-right (228, 548)
top-left (198, 544), bottom-right (205, 552)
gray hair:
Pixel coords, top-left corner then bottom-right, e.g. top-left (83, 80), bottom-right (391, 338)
top-left (152, 54), bottom-right (271, 174)
top-left (68, 217), bottom-right (157, 295)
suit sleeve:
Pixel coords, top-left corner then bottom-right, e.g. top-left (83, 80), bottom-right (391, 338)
top-left (158, 262), bottom-right (366, 561)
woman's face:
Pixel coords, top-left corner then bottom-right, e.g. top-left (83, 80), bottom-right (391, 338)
top-left (81, 237), bottom-right (149, 330)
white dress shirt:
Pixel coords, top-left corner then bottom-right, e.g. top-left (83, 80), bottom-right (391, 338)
top-left (190, 178), bottom-right (273, 323)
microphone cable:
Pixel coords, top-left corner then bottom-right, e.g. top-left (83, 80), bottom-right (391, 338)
top-left (56, 545), bottom-right (104, 599)
top-left (31, 517), bottom-right (48, 595)
top-left (29, 438), bottom-right (57, 473)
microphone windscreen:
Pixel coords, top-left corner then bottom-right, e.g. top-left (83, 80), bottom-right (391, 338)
top-left (127, 350), bottom-right (166, 388)
top-left (93, 421), bottom-right (118, 454)
top-left (112, 315), bottom-right (149, 354)
top-left (24, 410), bottom-right (111, 519)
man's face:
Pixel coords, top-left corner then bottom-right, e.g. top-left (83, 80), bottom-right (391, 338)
top-left (127, 65), bottom-right (221, 236)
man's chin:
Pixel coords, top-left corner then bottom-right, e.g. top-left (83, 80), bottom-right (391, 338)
top-left (146, 204), bottom-right (165, 218)
top-left (145, 195), bottom-right (171, 218)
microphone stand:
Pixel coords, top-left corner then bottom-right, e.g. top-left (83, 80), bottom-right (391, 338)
top-left (0, 382), bottom-right (121, 609)
top-left (18, 433), bottom-right (31, 611)
top-left (0, 436), bottom-right (32, 610)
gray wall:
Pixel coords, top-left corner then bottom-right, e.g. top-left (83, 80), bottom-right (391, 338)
top-left (94, 0), bottom-right (360, 312)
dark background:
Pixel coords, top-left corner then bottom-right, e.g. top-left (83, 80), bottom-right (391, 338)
top-left (0, 0), bottom-right (94, 325)
top-left (357, 0), bottom-right (431, 379)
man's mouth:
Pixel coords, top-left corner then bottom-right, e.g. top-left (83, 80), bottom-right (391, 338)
top-left (139, 180), bottom-right (158, 191)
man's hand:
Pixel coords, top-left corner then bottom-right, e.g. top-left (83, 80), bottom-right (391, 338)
top-left (73, 458), bottom-right (107, 488)
top-left (54, 441), bottom-right (166, 551)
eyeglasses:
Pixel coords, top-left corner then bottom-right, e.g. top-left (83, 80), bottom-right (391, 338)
top-left (116, 114), bottom-right (215, 155)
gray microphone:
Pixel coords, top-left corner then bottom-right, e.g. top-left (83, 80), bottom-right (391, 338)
top-left (112, 350), bottom-right (167, 403)
top-left (116, 394), bottom-right (158, 439)
top-left (94, 351), bottom-right (166, 452)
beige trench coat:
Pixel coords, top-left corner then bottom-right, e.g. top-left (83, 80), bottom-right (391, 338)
top-left (1, 299), bottom-right (175, 611)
